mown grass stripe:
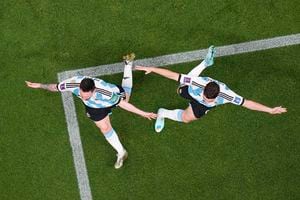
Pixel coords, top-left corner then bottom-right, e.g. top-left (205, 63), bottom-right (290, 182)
top-left (57, 33), bottom-right (300, 200)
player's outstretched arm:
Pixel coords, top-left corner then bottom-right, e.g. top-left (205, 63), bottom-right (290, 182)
top-left (242, 99), bottom-right (287, 114)
top-left (118, 100), bottom-right (157, 120)
top-left (25, 81), bottom-right (58, 92)
top-left (135, 66), bottom-right (180, 81)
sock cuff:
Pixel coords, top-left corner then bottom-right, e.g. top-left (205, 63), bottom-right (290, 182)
top-left (123, 87), bottom-right (132, 95)
top-left (177, 110), bottom-right (184, 122)
top-left (104, 129), bottom-right (115, 138)
top-left (124, 62), bottom-right (133, 67)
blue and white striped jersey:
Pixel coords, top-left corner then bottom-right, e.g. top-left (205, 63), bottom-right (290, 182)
top-left (57, 76), bottom-right (124, 108)
top-left (179, 74), bottom-right (244, 107)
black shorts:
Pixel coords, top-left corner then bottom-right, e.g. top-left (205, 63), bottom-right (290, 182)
top-left (85, 85), bottom-right (126, 121)
top-left (177, 85), bottom-right (215, 118)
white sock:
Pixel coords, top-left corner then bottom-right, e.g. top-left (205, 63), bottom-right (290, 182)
top-left (104, 129), bottom-right (125, 156)
top-left (122, 63), bottom-right (133, 95)
top-left (159, 108), bottom-right (183, 122)
top-left (187, 60), bottom-right (206, 77)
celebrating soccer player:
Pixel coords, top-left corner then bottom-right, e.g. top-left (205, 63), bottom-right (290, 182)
top-left (26, 53), bottom-right (156, 169)
top-left (135, 46), bottom-right (287, 133)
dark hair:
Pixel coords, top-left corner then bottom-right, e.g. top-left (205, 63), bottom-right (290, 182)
top-left (204, 82), bottom-right (220, 99)
top-left (80, 78), bottom-right (95, 92)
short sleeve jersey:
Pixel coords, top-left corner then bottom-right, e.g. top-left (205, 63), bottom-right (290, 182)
top-left (57, 76), bottom-right (123, 108)
top-left (178, 74), bottom-right (244, 107)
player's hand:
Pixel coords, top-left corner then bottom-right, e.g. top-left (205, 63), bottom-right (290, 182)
top-left (269, 106), bottom-right (287, 114)
top-left (142, 112), bottom-right (157, 120)
top-left (25, 81), bottom-right (41, 89)
top-left (135, 66), bottom-right (152, 74)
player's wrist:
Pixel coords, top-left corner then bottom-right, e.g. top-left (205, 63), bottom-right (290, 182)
top-left (267, 108), bottom-right (274, 114)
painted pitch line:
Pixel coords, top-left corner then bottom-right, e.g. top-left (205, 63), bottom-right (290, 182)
top-left (57, 33), bottom-right (300, 200)
top-left (59, 33), bottom-right (300, 78)
top-left (58, 72), bottom-right (93, 200)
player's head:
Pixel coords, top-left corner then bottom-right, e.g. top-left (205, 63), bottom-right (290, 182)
top-left (203, 82), bottom-right (220, 103)
top-left (80, 78), bottom-right (95, 100)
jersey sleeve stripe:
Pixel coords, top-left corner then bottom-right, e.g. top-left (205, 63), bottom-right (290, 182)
top-left (192, 81), bottom-right (205, 88)
top-left (66, 83), bottom-right (80, 88)
top-left (66, 83), bottom-right (80, 85)
top-left (218, 92), bottom-right (234, 101)
top-left (240, 98), bottom-right (245, 106)
top-left (178, 74), bottom-right (182, 82)
top-left (95, 88), bottom-right (112, 97)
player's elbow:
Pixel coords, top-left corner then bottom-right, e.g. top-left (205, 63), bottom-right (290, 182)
top-left (242, 99), bottom-right (259, 110)
top-left (242, 99), bottom-right (251, 108)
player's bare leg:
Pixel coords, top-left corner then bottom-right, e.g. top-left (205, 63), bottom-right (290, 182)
top-left (187, 46), bottom-right (215, 77)
top-left (122, 53), bottom-right (135, 102)
top-left (155, 108), bottom-right (184, 133)
top-left (95, 116), bottom-right (127, 169)
top-left (181, 105), bottom-right (198, 123)
top-left (154, 105), bottom-right (197, 133)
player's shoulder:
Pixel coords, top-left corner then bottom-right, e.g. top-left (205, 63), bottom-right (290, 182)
top-left (196, 76), bottom-right (229, 90)
top-left (187, 76), bottom-right (213, 88)
top-left (93, 77), bottom-right (117, 89)
top-left (65, 75), bottom-right (86, 83)
top-left (197, 76), bottom-right (215, 85)
top-left (79, 76), bottom-right (106, 86)
top-left (217, 80), bottom-right (229, 90)
top-left (217, 81), bottom-right (235, 96)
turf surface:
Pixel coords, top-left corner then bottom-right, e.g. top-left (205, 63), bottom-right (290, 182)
top-left (78, 46), bottom-right (300, 200)
top-left (0, 0), bottom-right (299, 199)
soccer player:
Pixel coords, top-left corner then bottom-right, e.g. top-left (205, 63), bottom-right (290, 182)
top-left (135, 46), bottom-right (287, 133)
top-left (26, 53), bottom-right (156, 169)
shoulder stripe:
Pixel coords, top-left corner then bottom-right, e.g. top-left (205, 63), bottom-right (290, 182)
top-left (218, 92), bottom-right (234, 101)
top-left (66, 83), bottom-right (80, 88)
top-left (219, 92), bottom-right (233, 100)
top-left (95, 89), bottom-right (111, 96)
top-left (192, 81), bottom-right (205, 88)
top-left (178, 74), bottom-right (182, 82)
top-left (95, 88), bottom-right (112, 97)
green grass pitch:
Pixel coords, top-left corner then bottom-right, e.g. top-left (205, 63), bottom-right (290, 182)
top-left (0, 0), bottom-right (299, 199)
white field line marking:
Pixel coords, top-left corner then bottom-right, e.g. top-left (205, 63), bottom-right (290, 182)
top-left (57, 33), bottom-right (300, 200)
top-left (59, 33), bottom-right (300, 77)
top-left (58, 72), bottom-right (93, 200)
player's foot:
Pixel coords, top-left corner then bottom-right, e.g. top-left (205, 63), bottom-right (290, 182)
top-left (123, 53), bottom-right (135, 66)
top-left (155, 108), bottom-right (165, 133)
top-left (114, 150), bottom-right (128, 169)
top-left (204, 46), bottom-right (215, 67)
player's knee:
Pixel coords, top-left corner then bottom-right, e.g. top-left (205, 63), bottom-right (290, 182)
top-left (98, 123), bottom-right (111, 134)
top-left (181, 113), bottom-right (191, 123)
top-left (125, 93), bottom-right (130, 102)
top-left (182, 118), bottom-right (191, 123)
